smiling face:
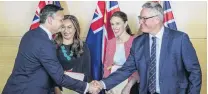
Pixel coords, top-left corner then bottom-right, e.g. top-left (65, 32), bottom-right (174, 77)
top-left (110, 16), bottom-right (127, 38)
top-left (139, 8), bottom-right (159, 33)
top-left (60, 19), bottom-right (76, 40)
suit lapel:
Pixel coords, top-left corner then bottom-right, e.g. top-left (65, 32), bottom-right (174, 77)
top-left (144, 33), bottom-right (150, 87)
top-left (144, 34), bottom-right (150, 65)
top-left (159, 27), bottom-right (171, 75)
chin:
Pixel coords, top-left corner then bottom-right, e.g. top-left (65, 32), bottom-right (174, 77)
top-left (141, 29), bottom-right (149, 33)
top-left (63, 36), bottom-right (71, 40)
top-left (141, 31), bottom-right (147, 33)
top-left (114, 34), bottom-right (120, 38)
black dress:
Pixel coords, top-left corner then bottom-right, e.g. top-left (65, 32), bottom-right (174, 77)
top-left (56, 42), bottom-right (92, 82)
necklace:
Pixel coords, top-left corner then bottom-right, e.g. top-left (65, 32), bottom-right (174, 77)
top-left (60, 45), bottom-right (73, 61)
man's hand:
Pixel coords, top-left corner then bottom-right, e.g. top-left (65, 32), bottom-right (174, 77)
top-left (91, 80), bottom-right (104, 89)
top-left (88, 80), bottom-right (103, 94)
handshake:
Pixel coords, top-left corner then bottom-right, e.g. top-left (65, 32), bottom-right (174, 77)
top-left (87, 80), bottom-right (104, 94)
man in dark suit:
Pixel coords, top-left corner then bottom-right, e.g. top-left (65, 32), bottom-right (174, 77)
top-left (2, 4), bottom-right (100, 94)
top-left (91, 1), bottom-right (202, 94)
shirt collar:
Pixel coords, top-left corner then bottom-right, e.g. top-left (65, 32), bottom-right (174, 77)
top-left (149, 26), bottom-right (164, 40)
top-left (39, 25), bottom-right (52, 40)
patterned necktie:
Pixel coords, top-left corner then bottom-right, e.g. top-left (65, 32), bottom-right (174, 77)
top-left (148, 37), bottom-right (156, 93)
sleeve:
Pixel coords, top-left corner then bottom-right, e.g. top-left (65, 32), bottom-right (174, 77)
top-left (102, 39), bottom-right (138, 90)
top-left (181, 33), bottom-right (202, 94)
top-left (128, 72), bottom-right (139, 83)
top-left (38, 41), bottom-right (88, 93)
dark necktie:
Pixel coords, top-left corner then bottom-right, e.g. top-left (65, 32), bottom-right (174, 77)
top-left (148, 37), bottom-right (156, 93)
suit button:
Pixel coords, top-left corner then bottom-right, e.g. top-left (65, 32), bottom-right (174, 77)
top-left (160, 81), bottom-right (162, 84)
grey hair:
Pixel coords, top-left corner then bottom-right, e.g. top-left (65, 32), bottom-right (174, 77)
top-left (39, 4), bottom-right (63, 24)
top-left (142, 1), bottom-right (163, 22)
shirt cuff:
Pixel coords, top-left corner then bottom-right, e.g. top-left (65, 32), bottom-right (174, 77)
top-left (100, 80), bottom-right (106, 89)
top-left (84, 83), bottom-right (89, 94)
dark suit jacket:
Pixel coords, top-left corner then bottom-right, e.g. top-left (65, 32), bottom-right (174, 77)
top-left (2, 27), bottom-right (87, 94)
top-left (102, 27), bottom-right (202, 94)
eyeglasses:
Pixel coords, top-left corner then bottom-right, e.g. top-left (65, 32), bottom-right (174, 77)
top-left (138, 15), bottom-right (158, 21)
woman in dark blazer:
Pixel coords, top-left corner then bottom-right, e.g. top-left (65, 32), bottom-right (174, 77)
top-left (54, 15), bottom-right (92, 94)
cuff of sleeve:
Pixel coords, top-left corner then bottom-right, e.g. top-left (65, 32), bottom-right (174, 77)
top-left (84, 83), bottom-right (89, 94)
top-left (100, 80), bottom-right (106, 89)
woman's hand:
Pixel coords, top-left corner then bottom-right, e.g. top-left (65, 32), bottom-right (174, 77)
top-left (122, 76), bottom-right (138, 94)
top-left (54, 87), bottom-right (62, 94)
top-left (105, 89), bottom-right (114, 94)
top-left (121, 85), bottom-right (131, 94)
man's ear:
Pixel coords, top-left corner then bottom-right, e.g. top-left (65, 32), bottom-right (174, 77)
top-left (154, 17), bottom-right (161, 24)
top-left (47, 16), bottom-right (53, 25)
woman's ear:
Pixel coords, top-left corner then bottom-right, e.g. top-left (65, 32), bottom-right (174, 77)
top-left (124, 21), bottom-right (128, 28)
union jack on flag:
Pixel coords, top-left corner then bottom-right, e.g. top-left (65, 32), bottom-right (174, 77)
top-left (163, 1), bottom-right (177, 30)
top-left (86, 1), bottom-right (120, 81)
top-left (30, 1), bottom-right (61, 30)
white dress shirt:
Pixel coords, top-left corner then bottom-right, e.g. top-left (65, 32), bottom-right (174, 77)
top-left (149, 27), bottom-right (164, 93)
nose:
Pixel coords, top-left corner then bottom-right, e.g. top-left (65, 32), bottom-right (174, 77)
top-left (111, 26), bottom-right (116, 30)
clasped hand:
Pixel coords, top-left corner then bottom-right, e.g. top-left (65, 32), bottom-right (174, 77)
top-left (88, 80), bottom-right (103, 94)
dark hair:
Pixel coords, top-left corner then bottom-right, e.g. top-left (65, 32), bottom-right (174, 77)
top-left (110, 11), bottom-right (133, 36)
top-left (55, 15), bottom-right (84, 57)
top-left (39, 4), bottom-right (63, 24)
